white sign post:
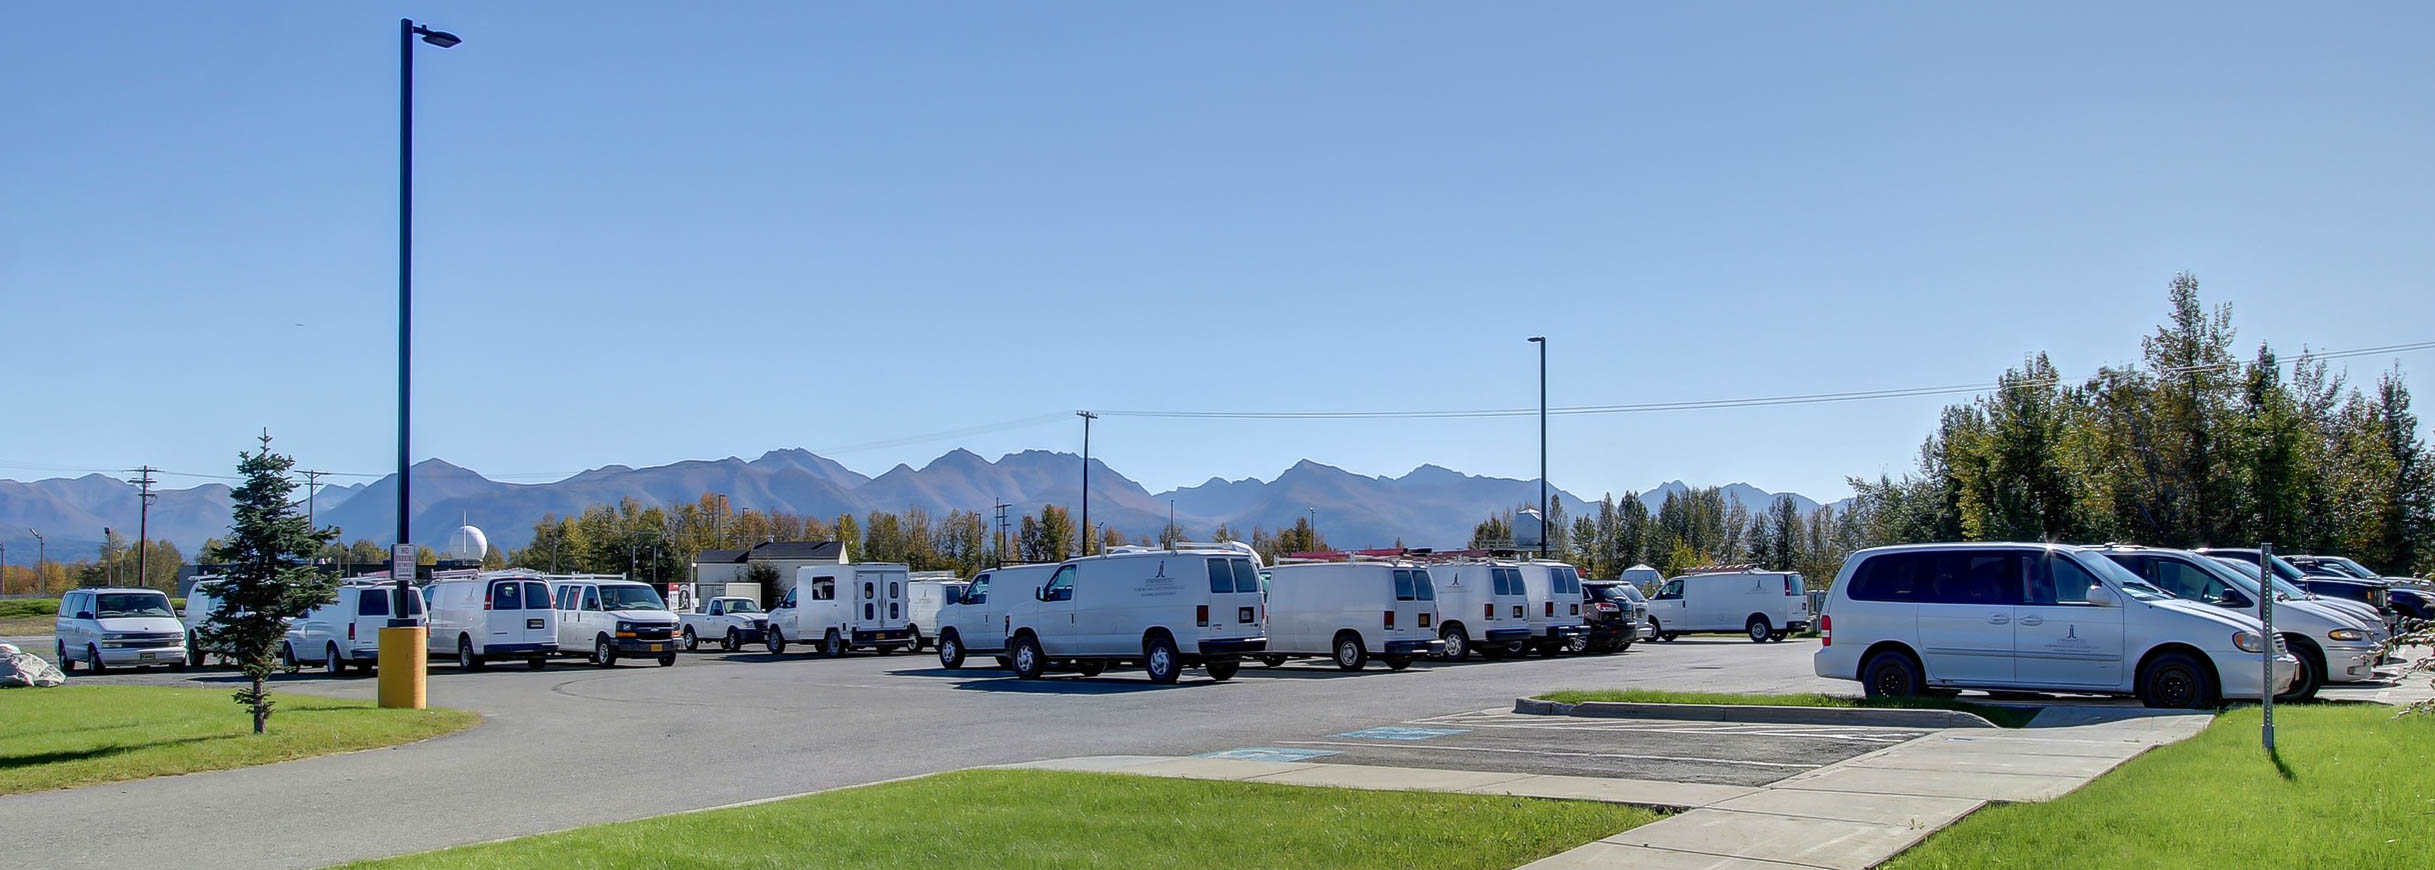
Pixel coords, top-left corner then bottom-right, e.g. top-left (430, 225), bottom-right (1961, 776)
top-left (2259, 542), bottom-right (2275, 752)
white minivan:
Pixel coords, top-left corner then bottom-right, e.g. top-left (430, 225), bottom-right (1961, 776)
top-left (766, 563), bottom-right (915, 656)
top-left (425, 572), bottom-right (558, 670)
top-left (1814, 543), bottom-right (2298, 708)
top-left (1425, 559), bottom-right (1532, 661)
top-left (1258, 560), bottom-right (1445, 671)
top-left (282, 582), bottom-right (425, 676)
top-left (549, 575), bottom-right (680, 667)
top-left (1646, 569), bottom-right (1811, 643)
top-left (1000, 544), bottom-right (1267, 683)
top-left (935, 563), bottom-right (1058, 669)
top-left (55, 587), bottom-right (186, 674)
top-left (2092, 545), bottom-right (2381, 701)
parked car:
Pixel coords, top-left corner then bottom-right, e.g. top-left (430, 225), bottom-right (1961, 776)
top-left (678, 596), bottom-right (767, 651)
top-left (1580, 581), bottom-right (1645, 653)
top-left (55, 587), bottom-right (186, 674)
top-left (999, 544), bottom-right (1266, 683)
top-left (2092, 545), bottom-right (2380, 700)
top-left (1515, 560), bottom-right (1591, 656)
top-left (1815, 542), bottom-right (2296, 708)
top-left (281, 582), bottom-right (424, 675)
top-left (904, 579), bottom-right (967, 653)
top-left (1257, 559), bottom-right (1443, 671)
top-left (2198, 550), bottom-right (2393, 636)
top-left (424, 573), bottom-right (557, 670)
top-left (935, 563), bottom-right (1058, 669)
top-left (180, 575), bottom-right (232, 666)
top-left (1645, 569), bottom-right (1811, 643)
top-left (548, 575), bottom-right (679, 667)
top-left (767, 563), bottom-right (915, 657)
top-left (1424, 559), bottom-right (1531, 661)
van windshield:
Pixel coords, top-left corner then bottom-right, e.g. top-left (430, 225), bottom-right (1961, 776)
top-left (2083, 556), bottom-right (2170, 601)
top-left (598, 585), bottom-right (668, 611)
top-left (93, 592), bottom-right (174, 618)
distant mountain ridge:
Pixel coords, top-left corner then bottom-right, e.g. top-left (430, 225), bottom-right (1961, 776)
top-left (0, 449), bottom-right (1834, 561)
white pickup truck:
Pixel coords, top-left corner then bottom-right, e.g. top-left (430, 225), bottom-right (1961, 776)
top-left (678, 596), bottom-right (767, 652)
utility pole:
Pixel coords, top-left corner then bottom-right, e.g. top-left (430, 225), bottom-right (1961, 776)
top-left (1308, 507), bottom-right (1318, 552)
top-left (1076, 411), bottom-right (1097, 558)
top-left (0, 542), bottom-right (7, 597)
top-left (1528, 336), bottom-right (1548, 559)
top-left (993, 500), bottom-right (1011, 567)
top-left (129, 466), bottom-right (158, 587)
top-left (300, 469), bottom-right (326, 529)
top-left (28, 529), bottom-right (44, 596)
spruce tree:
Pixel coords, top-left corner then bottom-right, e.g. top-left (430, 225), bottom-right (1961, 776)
top-left (199, 433), bottom-right (337, 734)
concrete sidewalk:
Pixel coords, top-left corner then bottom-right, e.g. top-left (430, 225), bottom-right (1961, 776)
top-left (1016, 710), bottom-right (2214, 870)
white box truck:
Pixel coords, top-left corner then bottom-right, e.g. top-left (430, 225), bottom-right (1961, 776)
top-left (766, 563), bottom-right (915, 656)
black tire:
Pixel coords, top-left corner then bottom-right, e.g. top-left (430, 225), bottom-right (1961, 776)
top-left (458, 635), bottom-right (485, 671)
top-left (1478, 640), bottom-right (1510, 660)
top-left (594, 635), bottom-right (618, 668)
top-left (1747, 616), bottom-right (1772, 643)
top-left (325, 644), bottom-right (346, 677)
top-left (186, 633), bottom-right (204, 668)
top-left (1649, 619), bottom-right (1670, 641)
top-left (1143, 634), bottom-right (1182, 684)
top-left (57, 640), bottom-right (76, 674)
top-left (1206, 659), bottom-right (1240, 682)
top-left (657, 652), bottom-right (676, 667)
top-left (87, 644), bottom-right (107, 675)
top-left (169, 659), bottom-right (188, 673)
top-left (874, 643), bottom-right (895, 656)
top-left (906, 628), bottom-right (924, 653)
top-left (938, 632), bottom-right (967, 669)
top-left (2277, 637), bottom-right (2324, 703)
top-left (1383, 655), bottom-right (1412, 671)
top-left (2137, 651), bottom-right (2218, 709)
top-left (1861, 648), bottom-right (1925, 699)
top-left (1009, 633), bottom-right (1046, 679)
top-left (1259, 655), bottom-right (1288, 668)
top-left (683, 627), bottom-right (699, 652)
top-left (1663, 632), bottom-right (1680, 641)
top-left (1333, 633), bottom-right (1368, 671)
top-left (1768, 630), bottom-right (1789, 642)
top-left (526, 656), bottom-right (546, 670)
top-left (1617, 638), bottom-right (1633, 653)
top-left (1076, 660), bottom-right (1106, 677)
top-left (823, 629), bottom-right (845, 658)
top-left (722, 629), bottom-right (740, 652)
top-left (279, 642), bottom-right (298, 670)
top-left (1566, 635), bottom-right (1593, 655)
top-left (766, 626), bottom-right (788, 655)
top-left (1439, 627), bottom-right (1470, 662)
top-left (1534, 640), bottom-right (1563, 657)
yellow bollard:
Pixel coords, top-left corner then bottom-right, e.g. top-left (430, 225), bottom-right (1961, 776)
top-left (377, 626), bottom-right (428, 709)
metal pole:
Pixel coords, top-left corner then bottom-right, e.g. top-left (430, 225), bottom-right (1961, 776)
top-left (1529, 336), bottom-right (1548, 559)
top-left (394, 16), bottom-right (416, 621)
top-left (30, 530), bottom-right (44, 596)
top-left (1308, 507), bottom-right (1317, 551)
top-left (2259, 542), bottom-right (2276, 751)
top-left (1076, 412), bottom-right (1097, 558)
top-left (131, 466), bottom-right (156, 588)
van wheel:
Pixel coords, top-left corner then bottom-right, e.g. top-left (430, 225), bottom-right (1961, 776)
top-left (1206, 659), bottom-right (1240, 682)
top-left (1747, 616), bottom-right (1773, 643)
top-left (1076, 660), bottom-right (1106, 677)
top-left (1009, 634), bottom-right (1046, 679)
top-left (657, 652), bottom-right (677, 667)
top-left (766, 626), bottom-right (788, 655)
top-left (1143, 635), bottom-right (1182, 684)
top-left (1439, 628), bottom-right (1470, 661)
top-left (87, 644), bottom-right (107, 674)
top-left (458, 636), bottom-right (486, 671)
top-left (1566, 635), bottom-right (1592, 654)
top-left (325, 644), bottom-right (346, 677)
top-left (938, 632), bottom-right (967, 669)
top-left (57, 640), bottom-right (77, 674)
top-left (1861, 649), bottom-right (1924, 698)
top-left (1648, 619), bottom-right (1669, 641)
top-left (682, 627), bottom-right (699, 652)
top-left (1382, 655), bottom-right (1412, 671)
top-left (1768, 630), bottom-right (1789, 642)
top-left (279, 642), bottom-right (298, 670)
top-left (1259, 655), bottom-right (1288, 668)
top-left (186, 634), bottom-right (204, 668)
top-left (1478, 640), bottom-right (1509, 660)
top-left (2137, 652), bottom-right (2217, 709)
top-left (823, 629), bottom-right (845, 658)
top-left (2277, 637), bottom-right (2324, 703)
top-left (527, 656), bottom-right (546, 670)
top-left (906, 628), bottom-right (924, 653)
top-left (1333, 633), bottom-right (1368, 671)
top-left (594, 635), bottom-right (618, 667)
top-left (722, 628), bottom-right (741, 652)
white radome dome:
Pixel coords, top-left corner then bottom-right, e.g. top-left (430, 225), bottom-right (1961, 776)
top-left (447, 525), bottom-right (490, 561)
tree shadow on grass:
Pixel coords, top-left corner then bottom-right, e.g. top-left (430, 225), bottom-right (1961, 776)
top-left (0, 734), bottom-right (230, 769)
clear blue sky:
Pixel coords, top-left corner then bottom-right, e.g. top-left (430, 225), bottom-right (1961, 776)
top-left (5, 2), bottom-right (2431, 500)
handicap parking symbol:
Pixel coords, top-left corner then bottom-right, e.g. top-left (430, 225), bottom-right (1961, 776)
top-left (1330, 726), bottom-right (1468, 741)
top-left (1195, 747), bottom-right (1341, 762)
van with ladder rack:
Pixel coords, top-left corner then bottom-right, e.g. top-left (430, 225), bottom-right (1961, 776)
top-left (1258, 550), bottom-right (1445, 671)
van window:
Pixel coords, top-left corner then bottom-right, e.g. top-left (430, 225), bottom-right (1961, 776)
top-left (1655, 579), bottom-right (1684, 600)
top-left (863, 582), bottom-right (875, 601)
top-left (780, 587), bottom-right (798, 609)
top-left (1207, 559), bottom-right (1233, 593)
top-left (1554, 567), bottom-right (1581, 595)
top-left (2115, 556), bottom-right (2239, 605)
top-left (493, 581), bottom-right (524, 611)
top-left (1394, 570), bottom-right (1417, 601)
top-left (2030, 554), bottom-right (2101, 605)
top-left (1493, 568), bottom-right (1522, 596)
top-left (358, 590), bottom-right (391, 617)
top-left (1784, 576), bottom-right (1800, 596)
top-left (811, 578), bottom-right (836, 600)
top-left (523, 582), bottom-right (551, 610)
top-left (1850, 552), bottom-right (2017, 604)
top-left (965, 576), bottom-right (988, 605)
top-left (1044, 566), bottom-right (1076, 602)
top-left (1414, 571), bottom-right (1435, 601)
top-left (888, 582), bottom-right (899, 599)
top-left (1229, 559), bottom-right (1260, 594)
top-left (581, 587), bottom-right (602, 611)
top-left (598, 585), bottom-right (666, 611)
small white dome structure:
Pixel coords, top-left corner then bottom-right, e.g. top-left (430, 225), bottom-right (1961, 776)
top-left (1513, 507), bottom-right (1545, 549)
top-left (446, 523), bottom-right (490, 562)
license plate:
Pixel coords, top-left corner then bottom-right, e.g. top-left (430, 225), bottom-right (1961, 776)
top-left (139, 652), bottom-right (161, 662)
top-left (527, 618), bottom-right (544, 630)
top-left (648, 644), bottom-right (663, 652)
top-left (1238, 607), bottom-right (1255, 623)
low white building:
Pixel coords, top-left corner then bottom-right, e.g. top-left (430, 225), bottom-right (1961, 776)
top-left (690, 540), bottom-right (851, 603)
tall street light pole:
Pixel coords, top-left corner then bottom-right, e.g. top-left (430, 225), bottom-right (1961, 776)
top-left (384, 18), bottom-right (460, 712)
top-left (1528, 336), bottom-right (1547, 560)
top-left (1076, 411), bottom-right (1097, 558)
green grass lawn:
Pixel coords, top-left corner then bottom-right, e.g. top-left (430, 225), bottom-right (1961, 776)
top-left (348, 769), bottom-right (1661, 870)
top-left (1887, 705), bottom-right (2433, 868)
top-left (1535, 688), bottom-right (2042, 728)
top-left (0, 685), bottom-right (479, 794)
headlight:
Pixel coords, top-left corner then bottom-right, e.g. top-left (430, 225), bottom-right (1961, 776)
top-left (616, 621), bottom-right (635, 633)
top-left (2232, 631), bottom-right (2267, 653)
top-left (2327, 628), bottom-right (2368, 642)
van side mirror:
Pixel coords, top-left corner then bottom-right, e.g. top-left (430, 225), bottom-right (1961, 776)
top-left (2087, 586), bottom-right (2119, 607)
top-left (1035, 586), bottom-right (1048, 602)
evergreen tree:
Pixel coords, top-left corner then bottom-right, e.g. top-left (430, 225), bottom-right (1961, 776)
top-left (198, 434), bottom-right (337, 734)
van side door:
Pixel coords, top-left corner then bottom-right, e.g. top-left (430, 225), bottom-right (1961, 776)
top-left (2012, 552), bottom-right (2125, 689)
top-left (1912, 550), bottom-right (2020, 687)
top-left (1650, 578), bottom-right (1687, 628)
top-left (1034, 565), bottom-right (1079, 655)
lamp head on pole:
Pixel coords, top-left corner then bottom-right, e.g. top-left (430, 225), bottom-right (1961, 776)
top-left (412, 24), bottom-right (462, 48)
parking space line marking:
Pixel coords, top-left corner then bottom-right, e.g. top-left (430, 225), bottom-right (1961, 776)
top-left (1406, 720), bottom-right (1920, 744)
top-left (1272, 740), bottom-right (1823, 769)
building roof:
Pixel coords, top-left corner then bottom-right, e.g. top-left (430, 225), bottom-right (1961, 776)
top-left (746, 540), bottom-right (846, 561)
top-left (694, 549), bottom-right (751, 565)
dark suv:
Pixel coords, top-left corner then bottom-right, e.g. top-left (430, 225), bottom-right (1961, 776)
top-left (1579, 582), bottom-right (1642, 653)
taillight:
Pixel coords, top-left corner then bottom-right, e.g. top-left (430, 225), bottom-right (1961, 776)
top-left (482, 588), bottom-right (493, 611)
top-left (1384, 610), bottom-right (1395, 629)
top-left (1820, 614), bottom-right (1831, 647)
top-left (1569, 603), bottom-right (1579, 616)
top-left (1484, 603), bottom-right (1494, 620)
top-left (1196, 605), bottom-right (1209, 627)
top-left (347, 623), bottom-right (356, 640)
top-left (1546, 601), bottom-right (1555, 617)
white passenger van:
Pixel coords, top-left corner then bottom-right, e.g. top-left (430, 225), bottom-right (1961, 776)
top-left (1518, 560), bottom-right (1591, 656)
top-left (1815, 543), bottom-right (2297, 708)
top-left (425, 571), bottom-right (558, 670)
top-left (55, 587), bottom-right (186, 674)
top-left (2091, 545), bottom-right (2381, 701)
top-left (1425, 558), bottom-right (1532, 660)
top-left (180, 575), bottom-right (232, 666)
top-left (548, 575), bottom-right (680, 667)
top-left (1646, 569), bottom-right (1811, 642)
top-left (904, 578), bottom-right (967, 653)
top-left (1000, 543), bottom-right (1266, 683)
top-left (282, 581), bottom-right (425, 675)
top-left (1258, 559), bottom-right (1445, 671)
top-left (766, 563), bottom-right (915, 656)
top-left (936, 563), bottom-right (1058, 669)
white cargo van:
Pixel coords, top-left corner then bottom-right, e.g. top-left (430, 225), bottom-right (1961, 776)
top-left (1517, 560), bottom-right (1591, 656)
top-left (1646, 569), bottom-right (1811, 642)
top-left (766, 563), bottom-right (915, 656)
top-left (936, 563), bottom-right (1058, 669)
top-left (180, 575), bottom-right (232, 667)
top-left (1814, 542), bottom-right (2297, 707)
top-left (282, 581), bottom-right (425, 676)
top-left (1000, 544), bottom-right (1267, 683)
top-left (1423, 559), bottom-right (1531, 661)
top-left (425, 572), bottom-right (558, 670)
top-left (1258, 560), bottom-right (1444, 670)
top-left (904, 579), bottom-right (967, 653)
top-left (549, 575), bottom-right (680, 667)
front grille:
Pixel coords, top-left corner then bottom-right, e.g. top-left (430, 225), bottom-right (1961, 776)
top-left (633, 625), bottom-right (676, 641)
top-left (106, 634), bottom-right (182, 648)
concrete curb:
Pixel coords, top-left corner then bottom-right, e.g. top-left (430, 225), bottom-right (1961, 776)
top-left (1514, 697), bottom-right (1998, 729)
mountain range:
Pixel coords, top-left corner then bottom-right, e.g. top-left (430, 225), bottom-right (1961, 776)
top-left (0, 449), bottom-right (1833, 564)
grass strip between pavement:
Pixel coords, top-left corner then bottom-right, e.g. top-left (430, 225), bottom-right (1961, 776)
top-left (0, 685), bottom-right (479, 795)
top-left (1535, 688), bottom-right (2042, 728)
top-left (346, 769), bottom-right (1662, 870)
top-left (1886, 704), bottom-right (2433, 868)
